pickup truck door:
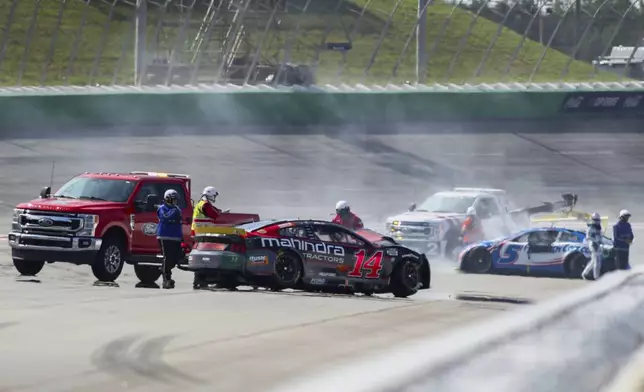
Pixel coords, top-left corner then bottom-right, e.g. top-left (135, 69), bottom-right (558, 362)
top-left (130, 182), bottom-right (162, 255)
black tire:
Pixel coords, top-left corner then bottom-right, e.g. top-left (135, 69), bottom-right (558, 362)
top-left (461, 247), bottom-right (492, 274)
top-left (565, 252), bottom-right (587, 279)
top-left (13, 259), bottom-right (45, 276)
top-left (92, 236), bottom-right (126, 282)
top-left (134, 265), bottom-right (161, 285)
top-left (390, 259), bottom-right (421, 298)
top-left (272, 251), bottom-right (302, 289)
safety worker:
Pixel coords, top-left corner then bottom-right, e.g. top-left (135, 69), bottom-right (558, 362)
top-left (332, 201), bottom-right (364, 231)
top-left (461, 207), bottom-right (484, 245)
top-left (191, 186), bottom-right (228, 236)
top-left (582, 212), bottom-right (603, 280)
top-left (613, 209), bottom-right (634, 270)
top-left (156, 189), bottom-right (183, 289)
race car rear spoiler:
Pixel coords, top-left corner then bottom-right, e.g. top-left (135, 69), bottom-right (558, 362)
top-left (509, 192), bottom-right (578, 217)
top-left (531, 210), bottom-right (609, 227)
top-left (192, 225), bottom-right (248, 241)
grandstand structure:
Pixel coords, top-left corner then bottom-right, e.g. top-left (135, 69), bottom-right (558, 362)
top-left (0, 0), bottom-right (642, 87)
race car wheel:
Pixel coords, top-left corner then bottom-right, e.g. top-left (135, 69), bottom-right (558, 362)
top-left (134, 265), bottom-right (161, 285)
top-left (565, 252), bottom-right (587, 279)
top-left (462, 247), bottom-right (492, 274)
top-left (13, 259), bottom-right (45, 276)
top-left (390, 259), bottom-right (420, 298)
top-left (272, 251), bottom-right (302, 289)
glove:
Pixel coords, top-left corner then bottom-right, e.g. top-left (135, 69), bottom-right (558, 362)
top-left (222, 209), bottom-right (230, 213)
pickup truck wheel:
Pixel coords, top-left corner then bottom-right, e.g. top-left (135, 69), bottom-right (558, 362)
top-left (92, 238), bottom-right (125, 282)
top-left (134, 265), bottom-right (162, 285)
top-left (13, 259), bottom-right (45, 276)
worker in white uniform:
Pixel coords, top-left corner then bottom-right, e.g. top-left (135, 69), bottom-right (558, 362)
top-left (582, 212), bottom-right (603, 280)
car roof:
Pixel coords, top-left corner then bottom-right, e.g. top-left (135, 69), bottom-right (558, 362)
top-left (79, 171), bottom-right (189, 182)
top-left (508, 226), bottom-right (585, 238)
top-left (237, 218), bottom-right (365, 233)
top-left (432, 191), bottom-right (482, 198)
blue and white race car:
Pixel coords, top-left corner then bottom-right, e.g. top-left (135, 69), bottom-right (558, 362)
top-left (457, 226), bottom-right (616, 279)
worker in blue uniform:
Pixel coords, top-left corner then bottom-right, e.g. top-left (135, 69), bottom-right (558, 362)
top-left (612, 209), bottom-right (633, 271)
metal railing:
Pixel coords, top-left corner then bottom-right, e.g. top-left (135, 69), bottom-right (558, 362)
top-left (1, 0), bottom-right (644, 87)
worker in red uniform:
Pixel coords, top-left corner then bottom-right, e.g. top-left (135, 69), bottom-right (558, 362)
top-left (461, 207), bottom-right (484, 245)
top-left (332, 200), bottom-right (364, 231)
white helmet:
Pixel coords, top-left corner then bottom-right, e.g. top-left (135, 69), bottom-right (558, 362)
top-left (336, 200), bottom-right (350, 213)
top-left (164, 189), bottom-right (178, 203)
top-left (619, 209), bottom-right (631, 218)
top-left (466, 207), bottom-right (476, 216)
top-left (202, 186), bottom-right (218, 204)
top-left (591, 212), bottom-right (601, 222)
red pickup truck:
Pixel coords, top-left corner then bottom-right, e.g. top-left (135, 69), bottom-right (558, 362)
top-left (8, 171), bottom-right (260, 284)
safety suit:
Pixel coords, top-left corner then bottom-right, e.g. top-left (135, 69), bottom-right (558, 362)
top-left (613, 220), bottom-right (634, 270)
top-left (333, 211), bottom-right (364, 231)
top-left (157, 192), bottom-right (182, 289)
top-left (191, 198), bottom-right (222, 236)
top-left (461, 215), bottom-right (484, 245)
top-left (582, 221), bottom-right (602, 280)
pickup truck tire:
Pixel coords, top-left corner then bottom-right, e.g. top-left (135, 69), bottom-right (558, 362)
top-left (92, 237), bottom-right (125, 282)
top-left (13, 259), bottom-right (45, 276)
top-left (134, 265), bottom-right (162, 285)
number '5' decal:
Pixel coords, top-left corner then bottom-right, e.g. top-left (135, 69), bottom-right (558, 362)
top-left (348, 250), bottom-right (384, 279)
top-left (498, 244), bottom-right (521, 264)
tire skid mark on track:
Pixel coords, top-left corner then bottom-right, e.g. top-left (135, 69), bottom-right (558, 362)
top-left (0, 321), bottom-right (18, 330)
top-left (163, 300), bottom-right (426, 356)
top-left (513, 133), bottom-right (619, 181)
top-left (90, 334), bottom-right (204, 387)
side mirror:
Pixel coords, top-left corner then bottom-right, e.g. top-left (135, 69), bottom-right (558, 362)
top-left (146, 194), bottom-right (160, 212)
top-left (40, 186), bottom-right (51, 199)
top-left (409, 203), bottom-right (417, 212)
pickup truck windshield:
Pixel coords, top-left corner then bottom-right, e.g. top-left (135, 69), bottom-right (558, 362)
top-left (417, 194), bottom-right (476, 214)
top-left (54, 177), bottom-right (137, 203)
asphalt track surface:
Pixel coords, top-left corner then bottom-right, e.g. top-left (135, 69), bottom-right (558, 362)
top-left (1, 130), bottom-right (644, 392)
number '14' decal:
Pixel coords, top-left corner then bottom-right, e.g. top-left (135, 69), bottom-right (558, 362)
top-left (348, 250), bottom-right (384, 279)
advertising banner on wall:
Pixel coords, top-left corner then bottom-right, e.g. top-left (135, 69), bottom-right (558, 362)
top-left (560, 91), bottom-right (644, 113)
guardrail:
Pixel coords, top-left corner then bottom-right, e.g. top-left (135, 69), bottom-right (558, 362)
top-left (269, 268), bottom-right (644, 392)
top-left (1, 83), bottom-right (644, 129)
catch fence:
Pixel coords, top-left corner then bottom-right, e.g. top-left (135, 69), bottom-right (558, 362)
top-left (0, 0), bottom-right (643, 87)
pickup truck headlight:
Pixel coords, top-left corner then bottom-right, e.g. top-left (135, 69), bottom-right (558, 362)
top-left (77, 214), bottom-right (99, 237)
top-left (11, 209), bottom-right (23, 231)
top-left (386, 220), bottom-right (400, 232)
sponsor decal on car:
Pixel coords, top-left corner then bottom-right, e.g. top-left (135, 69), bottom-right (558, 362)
top-left (310, 278), bottom-right (326, 285)
top-left (318, 272), bottom-right (337, 277)
top-left (248, 255), bottom-right (268, 264)
top-left (260, 237), bottom-right (345, 256)
top-left (304, 252), bottom-right (344, 264)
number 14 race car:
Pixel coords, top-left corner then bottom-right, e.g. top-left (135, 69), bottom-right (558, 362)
top-left (182, 219), bottom-right (431, 298)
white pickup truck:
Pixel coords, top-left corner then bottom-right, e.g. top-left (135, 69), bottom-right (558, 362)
top-left (384, 188), bottom-right (576, 259)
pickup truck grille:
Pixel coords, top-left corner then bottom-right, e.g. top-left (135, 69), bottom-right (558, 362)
top-left (399, 221), bottom-right (432, 227)
top-left (396, 222), bottom-right (437, 237)
top-left (18, 210), bottom-right (83, 234)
